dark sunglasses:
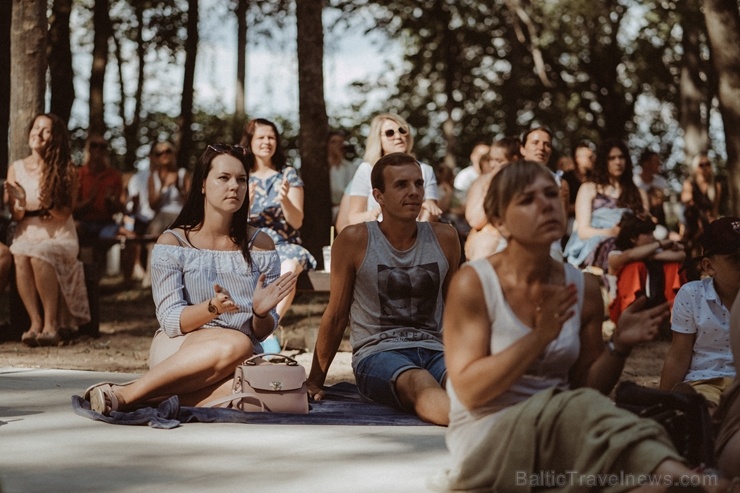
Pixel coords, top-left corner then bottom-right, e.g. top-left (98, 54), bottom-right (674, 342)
top-left (383, 127), bottom-right (408, 139)
top-left (155, 148), bottom-right (173, 157)
top-left (89, 142), bottom-right (107, 150)
top-left (208, 143), bottom-right (248, 156)
top-left (698, 161), bottom-right (711, 168)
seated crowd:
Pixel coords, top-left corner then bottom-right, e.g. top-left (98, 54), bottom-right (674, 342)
top-left (3, 111), bottom-right (739, 488)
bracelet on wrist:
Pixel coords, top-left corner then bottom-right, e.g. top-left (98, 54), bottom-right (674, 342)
top-left (207, 298), bottom-right (220, 315)
top-left (252, 308), bottom-right (268, 319)
top-left (606, 335), bottom-right (631, 358)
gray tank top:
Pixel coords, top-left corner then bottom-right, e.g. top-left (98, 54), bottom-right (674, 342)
top-left (351, 221), bottom-right (449, 364)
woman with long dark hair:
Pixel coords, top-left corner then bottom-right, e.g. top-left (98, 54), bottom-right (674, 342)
top-left (4, 113), bottom-right (89, 346)
top-left (83, 144), bottom-right (297, 415)
top-left (564, 138), bottom-right (647, 268)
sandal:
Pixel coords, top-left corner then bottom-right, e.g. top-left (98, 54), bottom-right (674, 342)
top-left (88, 384), bottom-right (119, 416)
top-left (36, 332), bottom-right (60, 347)
top-left (21, 330), bottom-right (39, 347)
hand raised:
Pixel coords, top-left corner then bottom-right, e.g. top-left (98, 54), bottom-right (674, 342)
top-left (252, 271), bottom-right (298, 317)
top-left (212, 283), bottom-right (240, 314)
top-left (277, 178), bottom-right (290, 203)
top-left (421, 199), bottom-right (442, 217)
top-left (614, 295), bottom-right (670, 349)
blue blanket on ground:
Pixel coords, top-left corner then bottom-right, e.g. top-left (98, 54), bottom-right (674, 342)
top-left (71, 382), bottom-right (430, 429)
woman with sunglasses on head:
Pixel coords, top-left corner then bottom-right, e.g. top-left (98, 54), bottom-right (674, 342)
top-left (682, 153), bottom-right (723, 258)
top-left (83, 144), bottom-right (298, 415)
top-left (346, 113), bottom-right (442, 225)
top-left (440, 160), bottom-right (736, 492)
top-left (240, 118), bottom-right (316, 349)
top-left (4, 113), bottom-right (90, 346)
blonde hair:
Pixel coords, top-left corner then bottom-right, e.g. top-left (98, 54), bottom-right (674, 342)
top-left (363, 113), bottom-right (414, 166)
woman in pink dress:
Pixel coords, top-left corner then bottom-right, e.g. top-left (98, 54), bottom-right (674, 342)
top-left (4, 114), bottom-right (89, 346)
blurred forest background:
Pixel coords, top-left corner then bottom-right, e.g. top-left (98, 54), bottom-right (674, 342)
top-left (3, 0), bottom-right (740, 260)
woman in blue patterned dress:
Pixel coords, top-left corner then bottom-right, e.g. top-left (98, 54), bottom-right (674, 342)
top-left (240, 119), bottom-right (316, 331)
top-left (82, 144), bottom-right (298, 415)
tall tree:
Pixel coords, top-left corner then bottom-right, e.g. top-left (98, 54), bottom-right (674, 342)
top-left (48, 0), bottom-right (75, 125)
top-left (90, 0), bottom-right (112, 137)
top-left (704, 0), bottom-right (740, 215)
top-left (10, 0), bottom-right (47, 164)
top-left (678, 2), bottom-right (710, 161)
top-left (296, 0), bottom-right (330, 265)
top-left (176, 0), bottom-right (199, 169)
top-left (0, 0), bottom-right (11, 176)
top-left (233, 0), bottom-right (248, 142)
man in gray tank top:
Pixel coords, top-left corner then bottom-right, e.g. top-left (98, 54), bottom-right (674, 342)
top-left (308, 152), bottom-right (461, 425)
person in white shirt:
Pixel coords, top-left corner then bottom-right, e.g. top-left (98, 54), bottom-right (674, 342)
top-left (347, 113), bottom-right (441, 225)
top-left (660, 216), bottom-right (740, 412)
top-left (453, 142), bottom-right (490, 197)
top-left (327, 131), bottom-right (358, 224)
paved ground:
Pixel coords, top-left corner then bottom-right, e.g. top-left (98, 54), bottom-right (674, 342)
top-left (0, 367), bottom-right (450, 493)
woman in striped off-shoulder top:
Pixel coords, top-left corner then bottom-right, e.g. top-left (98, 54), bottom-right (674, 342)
top-left (83, 144), bottom-right (298, 415)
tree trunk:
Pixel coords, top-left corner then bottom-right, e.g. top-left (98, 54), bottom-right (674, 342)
top-left (0, 0), bottom-right (12, 175)
top-left (233, 0), bottom-right (248, 143)
top-left (704, 0), bottom-right (740, 215)
top-left (10, 0), bottom-right (47, 164)
top-left (679, 12), bottom-right (709, 163)
top-left (89, 0), bottom-right (111, 137)
top-left (122, 4), bottom-right (146, 171)
top-left (48, 0), bottom-right (75, 125)
top-left (177, 0), bottom-right (199, 170)
top-left (441, 6), bottom-right (457, 170)
top-left (296, 0), bottom-right (330, 267)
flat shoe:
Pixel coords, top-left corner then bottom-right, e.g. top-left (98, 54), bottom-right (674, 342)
top-left (21, 330), bottom-right (39, 347)
top-left (89, 384), bottom-right (119, 416)
top-left (36, 332), bottom-right (60, 347)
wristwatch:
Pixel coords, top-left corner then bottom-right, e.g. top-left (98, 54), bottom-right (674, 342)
top-left (207, 298), bottom-right (220, 315)
top-left (606, 335), bottom-right (631, 358)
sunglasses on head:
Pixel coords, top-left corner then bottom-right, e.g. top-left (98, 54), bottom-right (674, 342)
top-left (89, 142), bottom-right (107, 150)
top-left (208, 143), bottom-right (248, 156)
top-left (155, 148), bottom-right (173, 157)
top-left (383, 127), bottom-right (408, 139)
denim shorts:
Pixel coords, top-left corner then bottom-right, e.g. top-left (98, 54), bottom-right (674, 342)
top-left (353, 347), bottom-right (446, 411)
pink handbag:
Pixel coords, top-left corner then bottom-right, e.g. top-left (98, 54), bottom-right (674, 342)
top-left (204, 353), bottom-right (309, 414)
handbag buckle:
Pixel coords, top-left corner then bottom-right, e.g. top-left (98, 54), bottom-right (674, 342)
top-left (270, 381), bottom-right (283, 391)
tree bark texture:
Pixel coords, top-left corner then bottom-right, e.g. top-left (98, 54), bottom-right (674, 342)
top-left (704, 0), bottom-right (740, 215)
top-left (48, 0), bottom-right (74, 125)
top-left (296, 0), bottom-right (330, 267)
top-left (0, 0), bottom-right (12, 176)
top-left (679, 12), bottom-right (709, 163)
top-left (89, 0), bottom-right (111, 137)
top-left (177, 0), bottom-right (199, 169)
top-left (10, 0), bottom-right (47, 164)
top-left (233, 0), bottom-right (248, 143)
top-left (122, 4), bottom-right (146, 171)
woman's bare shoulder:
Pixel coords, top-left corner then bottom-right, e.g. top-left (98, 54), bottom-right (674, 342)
top-left (156, 228), bottom-right (183, 246)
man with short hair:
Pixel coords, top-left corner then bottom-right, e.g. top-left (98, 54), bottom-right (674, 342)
top-left (308, 152), bottom-right (461, 425)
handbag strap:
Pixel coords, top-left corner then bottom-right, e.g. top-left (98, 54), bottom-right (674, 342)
top-left (246, 353), bottom-right (300, 366)
top-left (201, 392), bottom-right (266, 412)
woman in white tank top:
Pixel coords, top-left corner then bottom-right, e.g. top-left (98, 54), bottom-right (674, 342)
top-left (439, 161), bottom-right (729, 491)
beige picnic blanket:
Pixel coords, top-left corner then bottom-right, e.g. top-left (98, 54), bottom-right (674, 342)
top-left (441, 387), bottom-right (681, 493)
